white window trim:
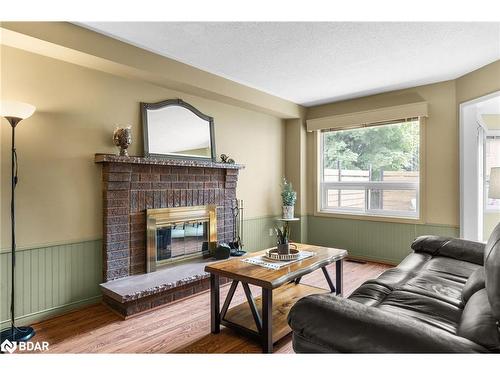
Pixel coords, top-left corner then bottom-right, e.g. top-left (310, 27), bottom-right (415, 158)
top-left (316, 119), bottom-right (423, 222)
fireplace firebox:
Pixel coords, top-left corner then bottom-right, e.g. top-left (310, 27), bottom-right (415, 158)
top-left (146, 205), bottom-right (217, 272)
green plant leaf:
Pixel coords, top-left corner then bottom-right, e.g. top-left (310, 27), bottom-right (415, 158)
top-left (281, 177), bottom-right (297, 206)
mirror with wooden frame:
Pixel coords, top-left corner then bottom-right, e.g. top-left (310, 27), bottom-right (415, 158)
top-left (141, 99), bottom-right (216, 161)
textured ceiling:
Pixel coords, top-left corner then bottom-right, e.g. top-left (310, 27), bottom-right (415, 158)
top-left (80, 22), bottom-right (500, 106)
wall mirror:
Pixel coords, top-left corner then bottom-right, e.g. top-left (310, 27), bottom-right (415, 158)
top-left (141, 99), bottom-right (216, 161)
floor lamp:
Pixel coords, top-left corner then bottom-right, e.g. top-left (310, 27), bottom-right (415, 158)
top-left (0, 100), bottom-right (36, 343)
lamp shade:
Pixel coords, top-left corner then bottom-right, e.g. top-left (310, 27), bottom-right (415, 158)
top-left (1, 100), bottom-right (36, 120)
top-left (489, 167), bottom-right (500, 199)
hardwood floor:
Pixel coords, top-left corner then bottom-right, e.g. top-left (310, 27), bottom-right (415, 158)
top-left (29, 260), bottom-right (390, 353)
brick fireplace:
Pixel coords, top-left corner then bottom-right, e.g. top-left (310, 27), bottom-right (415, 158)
top-left (95, 154), bottom-right (243, 317)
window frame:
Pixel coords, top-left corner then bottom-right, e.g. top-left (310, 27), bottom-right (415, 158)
top-left (315, 118), bottom-right (424, 223)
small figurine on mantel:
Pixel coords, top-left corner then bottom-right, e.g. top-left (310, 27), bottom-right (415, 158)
top-left (220, 153), bottom-right (235, 164)
top-left (113, 126), bottom-right (132, 157)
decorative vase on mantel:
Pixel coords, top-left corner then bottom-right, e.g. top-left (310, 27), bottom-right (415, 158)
top-left (281, 177), bottom-right (297, 219)
top-left (113, 126), bottom-right (132, 157)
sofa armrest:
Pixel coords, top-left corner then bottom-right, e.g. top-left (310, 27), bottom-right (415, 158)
top-left (288, 294), bottom-right (487, 353)
top-left (411, 235), bottom-right (484, 265)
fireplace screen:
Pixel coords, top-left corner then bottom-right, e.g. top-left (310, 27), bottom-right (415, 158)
top-left (156, 220), bottom-right (209, 262)
top-left (147, 205), bottom-right (217, 272)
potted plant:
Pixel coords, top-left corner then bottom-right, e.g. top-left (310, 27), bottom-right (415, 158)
top-left (275, 224), bottom-right (290, 255)
top-left (281, 177), bottom-right (297, 219)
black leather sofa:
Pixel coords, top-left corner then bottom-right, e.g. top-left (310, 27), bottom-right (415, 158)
top-left (288, 223), bottom-right (500, 353)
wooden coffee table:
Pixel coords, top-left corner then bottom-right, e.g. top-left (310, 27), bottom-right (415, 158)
top-left (204, 243), bottom-right (347, 353)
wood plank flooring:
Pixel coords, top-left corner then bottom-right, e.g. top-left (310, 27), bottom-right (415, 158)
top-left (29, 260), bottom-right (390, 353)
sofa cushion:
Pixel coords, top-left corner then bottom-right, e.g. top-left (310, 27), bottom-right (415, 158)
top-left (349, 282), bottom-right (391, 307)
top-left (402, 271), bottom-right (464, 307)
top-left (457, 289), bottom-right (500, 351)
top-left (366, 268), bottom-right (415, 291)
top-left (462, 267), bottom-right (485, 303)
top-left (378, 290), bottom-right (462, 333)
top-left (423, 257), bottom-right (480, 280)
top-left (397, 252), bottom-right (432, 271)
top-left (350, 253), bottom-right (476, 311)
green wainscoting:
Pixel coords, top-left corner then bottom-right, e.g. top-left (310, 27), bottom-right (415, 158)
top-left (0, 240), bottom-right (103, 329)
top-left (307, 215), bottom-right (459, 264)
top-left (0, 216), bottom-right (279, 329)
top-left (242, 216), bottom-right (280, 252)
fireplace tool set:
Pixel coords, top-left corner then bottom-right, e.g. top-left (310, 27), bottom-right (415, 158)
top-left (229, 199), bottom-right (246, 256)
top-left (214, 199), bottom-right (246, 259)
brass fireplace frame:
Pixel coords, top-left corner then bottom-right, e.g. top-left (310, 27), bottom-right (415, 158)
top-left (146, 205), bottom-right (217, 272)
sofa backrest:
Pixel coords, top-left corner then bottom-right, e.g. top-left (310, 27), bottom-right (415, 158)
top-left (485, 222), bottom-right (500, 323)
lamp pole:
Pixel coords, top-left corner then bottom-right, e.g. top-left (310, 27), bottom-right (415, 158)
top-left (1, 102), bottom-right (36, 344)
top-left (9, 118), bottom-right (19, 336)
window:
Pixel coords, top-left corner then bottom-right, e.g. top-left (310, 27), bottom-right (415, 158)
top-left (319, 119), bottom-right (420, 219)
top-left (484, 133), bottom-right (500, 211)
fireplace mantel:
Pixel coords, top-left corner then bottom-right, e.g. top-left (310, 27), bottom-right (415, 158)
top-left (95, 153), bottom-right (244, 170)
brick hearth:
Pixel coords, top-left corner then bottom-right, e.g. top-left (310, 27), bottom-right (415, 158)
top-left (100, 258), bottom-right (231, 317)
top-left (95, 154), bottom-right (243, 316)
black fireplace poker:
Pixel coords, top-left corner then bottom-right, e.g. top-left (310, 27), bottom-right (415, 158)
top-left (229, 199), bottom-right (246, 257)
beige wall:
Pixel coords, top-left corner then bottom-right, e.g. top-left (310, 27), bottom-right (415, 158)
top-left (456, 60), bottom-right (500, 104)
top-left (0, 46), bottom-right (285, 249)
top-left (306, 80), bottom-right (459, 226)
top-left (285, 118), bottom-right (307, 214)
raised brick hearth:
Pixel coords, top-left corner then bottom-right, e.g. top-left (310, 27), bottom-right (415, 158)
top-left (95, 154), bottom-right (243, 316)
top-left (100, 258), bottom-right (231, 317)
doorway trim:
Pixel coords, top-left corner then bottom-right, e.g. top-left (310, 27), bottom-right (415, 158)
top-left (460, 90), bottom-right (500, 241)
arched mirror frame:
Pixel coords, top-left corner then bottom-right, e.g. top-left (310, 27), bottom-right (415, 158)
top-left (141, 98), bottom-right (216, 161)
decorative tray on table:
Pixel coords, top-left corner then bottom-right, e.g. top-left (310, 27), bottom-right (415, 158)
top-left (264, 246), bottom-right (301, 261)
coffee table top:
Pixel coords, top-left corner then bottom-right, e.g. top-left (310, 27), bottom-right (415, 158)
top-left (204, 243), bottom-right (347, 289)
